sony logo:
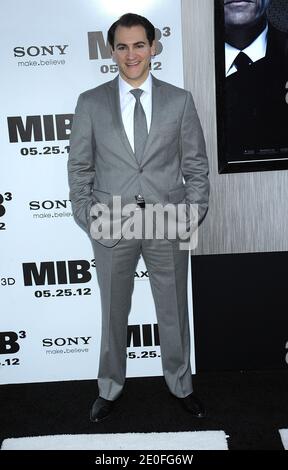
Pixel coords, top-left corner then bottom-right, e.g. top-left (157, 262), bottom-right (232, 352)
top-left (43, 337), bottom-right (92, 347)
top-left (29, 200), bottom-right (71, 211)
top-left (14, 45), bottom-right (69, 57)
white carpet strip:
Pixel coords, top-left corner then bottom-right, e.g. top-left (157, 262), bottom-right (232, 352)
top-left (1, 431), bottom-right (228, 450)
top-left (279, 429), bottom-right (288, 450)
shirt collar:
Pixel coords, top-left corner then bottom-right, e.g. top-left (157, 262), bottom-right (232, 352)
top-left (119, 73), bottom-right (152, 99)
top-left (225, 24), bottom-right (268, 75)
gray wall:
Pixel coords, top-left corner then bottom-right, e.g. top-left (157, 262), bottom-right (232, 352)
top-left (181, 0), bottom-right (288, 255)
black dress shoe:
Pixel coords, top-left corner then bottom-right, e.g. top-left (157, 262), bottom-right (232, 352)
top-left (178, 393), bottom-right (206, 418)
top-left (90, 397), bottom-right (114, 423)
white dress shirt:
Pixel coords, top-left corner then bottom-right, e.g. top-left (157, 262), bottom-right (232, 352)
top-left (225, 24), bottom-right (268, 76)
top-left (119, 73), bottom-right (152, 152)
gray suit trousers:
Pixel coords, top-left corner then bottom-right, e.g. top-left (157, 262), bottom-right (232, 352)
top-left (92, 209), bottom-right (193, 401)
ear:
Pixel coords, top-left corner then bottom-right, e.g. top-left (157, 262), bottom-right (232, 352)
top-left (151, 40), bottom-right (156, 57)
top-left (111, 47), bottom-right (116, 62)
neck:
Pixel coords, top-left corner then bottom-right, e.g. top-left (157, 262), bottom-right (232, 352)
top-left (120, 71), bottom-right (150, 89)
top-left (225, 18), bottom-right (267, 50)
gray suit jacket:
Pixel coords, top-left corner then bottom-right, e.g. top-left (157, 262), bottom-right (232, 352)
top-left (68, 75), bottom-right (209, 246)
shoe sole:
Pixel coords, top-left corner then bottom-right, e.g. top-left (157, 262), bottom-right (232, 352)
top-left (183, 408), bottom-right (207, 418)
top-left (89, 410), bottom-right (112, 423)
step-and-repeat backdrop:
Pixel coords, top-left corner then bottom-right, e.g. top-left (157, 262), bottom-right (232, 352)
top-left (0, 0), bottom-right (196, 384)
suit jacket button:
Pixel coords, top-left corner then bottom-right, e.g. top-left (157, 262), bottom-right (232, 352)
top-left (139, 168), bottom-right (143, 173)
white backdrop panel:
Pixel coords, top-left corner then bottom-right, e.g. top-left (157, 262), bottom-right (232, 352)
top-left (0, 0), bottom-right (195, 384)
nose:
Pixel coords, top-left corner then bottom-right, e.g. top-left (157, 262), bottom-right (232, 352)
top-left (126, 47), bottom-right (137, 59)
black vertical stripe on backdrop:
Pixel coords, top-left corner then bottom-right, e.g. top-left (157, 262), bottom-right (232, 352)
top-left (191, 252), bottom-right (288, 371)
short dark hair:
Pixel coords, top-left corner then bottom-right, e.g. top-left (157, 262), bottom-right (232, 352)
top-left (107, 13), bottom-right (155, 49)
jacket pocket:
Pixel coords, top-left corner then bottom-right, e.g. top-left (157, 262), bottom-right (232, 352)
top-left (168, 186), bottom-right (186, 203)
top-left (92, 188), bottom-right (111, 204)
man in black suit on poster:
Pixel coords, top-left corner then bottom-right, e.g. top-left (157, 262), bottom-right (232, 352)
top-left (224, 0), bottom-right (288, 160)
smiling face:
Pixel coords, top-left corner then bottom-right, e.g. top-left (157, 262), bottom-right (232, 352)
top-left (224, 0), bottom-right (270, 28)
top-left (111, 25), bottom-right (156, 88)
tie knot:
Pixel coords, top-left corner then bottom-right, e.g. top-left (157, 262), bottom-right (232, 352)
top-left (130, 89), bottom-right (144, 101)
top-left (234, 52), bottom-right (252, 72)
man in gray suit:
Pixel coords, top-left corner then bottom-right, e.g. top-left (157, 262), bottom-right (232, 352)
top-left (68, 13), bottom-right (209, 422)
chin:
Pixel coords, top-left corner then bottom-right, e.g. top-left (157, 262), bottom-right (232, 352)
top-left (125, 74), bottom-right (139, 82)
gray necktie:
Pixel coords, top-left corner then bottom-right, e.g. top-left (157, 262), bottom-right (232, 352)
top-left (130, 89), bottom-right (148, 163)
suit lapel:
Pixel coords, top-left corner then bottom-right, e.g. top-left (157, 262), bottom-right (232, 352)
top-left (141, 75), bottom-right (162, 164)
top-left (108, 77), bottom-right (136, 163)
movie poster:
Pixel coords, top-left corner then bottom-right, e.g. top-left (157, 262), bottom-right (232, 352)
top-left (216, 0), bottom-right (288, 173)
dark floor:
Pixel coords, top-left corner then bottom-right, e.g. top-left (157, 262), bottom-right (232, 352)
top-left (1, 370), bottom-right (288, 452)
